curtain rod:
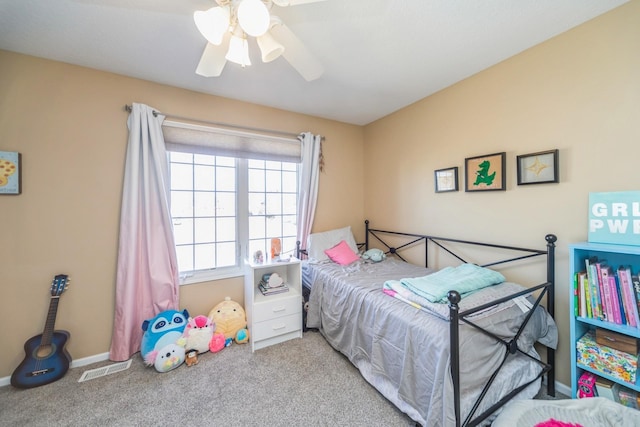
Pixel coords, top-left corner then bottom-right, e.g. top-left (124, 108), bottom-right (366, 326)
top-left (124, 104), bottom-right (303, 139)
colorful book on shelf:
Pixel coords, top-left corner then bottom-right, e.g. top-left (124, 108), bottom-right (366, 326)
top-left (578, 271), bottom-right (587, 317)
top-left (632, 274), bottom-right (640, 323)
top-left (622, 266), bottom-right (640, 328)
top-left (619, 266), bottom-right (639, 327)
top-left (583, 270), bottom-right (593, 318)
top-left (612, 273), bottom-right (627, 325)
top-left (586, 257), bottom-right (601, 320)
top-left (573, 272), bottom-right (580, 317)
top-left (608, 274), bottom-right (622, 325)
top-left (595, 261), bottom-right (608, 321)
top-left (601, 269), bottom-right (614, 323)
top-left (258, 282), bottom-right (289, 295)
top-left (601, 265), bottom-right (615, 323)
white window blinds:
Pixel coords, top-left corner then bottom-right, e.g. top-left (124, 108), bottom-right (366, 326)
top-left (162, 120), bottom-right (301, 163)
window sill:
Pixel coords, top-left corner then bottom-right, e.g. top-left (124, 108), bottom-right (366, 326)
top-left (179, 267), bottom-right (243, 285)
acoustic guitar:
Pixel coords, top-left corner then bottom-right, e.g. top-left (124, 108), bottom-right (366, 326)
top-left (11, 274), bottom-right (72, 389)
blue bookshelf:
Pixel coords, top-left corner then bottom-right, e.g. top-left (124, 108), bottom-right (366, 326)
top-left (569, 242), bottom-right (640, 398)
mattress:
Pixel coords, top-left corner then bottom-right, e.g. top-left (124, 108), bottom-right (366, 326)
top-left (303, 258), bottom-right (557, 426)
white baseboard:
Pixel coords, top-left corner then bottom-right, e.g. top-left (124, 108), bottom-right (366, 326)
top-left (70, 352), bottom-right (111, 368)
top-left (1, 352), bottom-right (111, 388)
top-left (554, 381), bottom-right (571, 398)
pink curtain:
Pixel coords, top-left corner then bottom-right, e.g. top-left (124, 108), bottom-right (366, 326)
top-left (109, 103), bottom-right (180, 361)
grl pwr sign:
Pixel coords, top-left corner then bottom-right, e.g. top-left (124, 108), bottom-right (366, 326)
top-left (589, 191), bottom-right (640, 246)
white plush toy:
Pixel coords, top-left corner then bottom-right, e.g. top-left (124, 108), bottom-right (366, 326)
top-left (153, 343), bottom-right (185, 373)
top-left (183, 315), bottom-right (216, 354)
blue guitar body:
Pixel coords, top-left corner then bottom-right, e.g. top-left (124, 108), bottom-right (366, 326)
top-left (11, 331), bottom-right (71, 388)
top-left (11, 274), bottom-right (72, 389)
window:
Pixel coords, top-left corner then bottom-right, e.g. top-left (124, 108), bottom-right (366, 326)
top-left (163, 120), bottom-right (302, 284)
top-left (169, 152), bottom-right (299, 284)
top-left (169, 152), bottom-right (237, 279)
top-left (247, 159), bottom-right (298, 261)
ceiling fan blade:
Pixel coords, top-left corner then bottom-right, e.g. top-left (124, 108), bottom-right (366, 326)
top-left (270, 22), bottom-right (324, 81)
top-left (195, 42), bottom-right (228, 77)
top-left (272, 0), bottom-right (328, 6)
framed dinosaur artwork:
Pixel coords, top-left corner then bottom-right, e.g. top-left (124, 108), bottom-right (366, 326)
top-left (464, 152), bottom-right (506, 192)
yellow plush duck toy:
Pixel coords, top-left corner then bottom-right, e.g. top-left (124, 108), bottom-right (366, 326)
top-left (208, 297), bottom-right (249, 345)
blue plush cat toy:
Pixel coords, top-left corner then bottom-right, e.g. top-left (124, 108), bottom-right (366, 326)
top-left (141, 309), bottom-right (189, 372)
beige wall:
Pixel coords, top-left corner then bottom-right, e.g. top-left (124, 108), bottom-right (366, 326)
top-left (0, 51), bottom-right (364, 378)
top-left (1, 0), bottom-right (638, 390)
top-left (363, 1), bottom-right (640, 389)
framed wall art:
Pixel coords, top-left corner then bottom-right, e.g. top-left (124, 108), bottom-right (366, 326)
top-left (0, 151), bottom-right (21, 195)
top-left (517, 149), bottom-right (559, 185)
top-left (434, 167), bottom-right (459, 193)
top-left (464, 152), bottom-right (505, 192)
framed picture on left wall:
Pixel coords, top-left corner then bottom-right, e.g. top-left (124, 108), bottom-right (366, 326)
top-left (434, 167), bottom-right (459, 193)
top-left (0, 151), bottom-right (21, 195)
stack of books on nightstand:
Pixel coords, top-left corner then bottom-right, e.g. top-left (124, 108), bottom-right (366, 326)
top-left (258, 272), bottom-right (289, 296)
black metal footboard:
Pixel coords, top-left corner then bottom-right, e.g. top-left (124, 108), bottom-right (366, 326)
top-left (363, 220), bottom-right (557, 427)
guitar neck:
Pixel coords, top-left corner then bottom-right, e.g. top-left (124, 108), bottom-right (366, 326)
top-left (41, 296), bottom-right (61, 347)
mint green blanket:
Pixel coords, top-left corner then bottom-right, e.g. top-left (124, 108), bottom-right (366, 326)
top-left (399, 263), bottom-right (505, 303)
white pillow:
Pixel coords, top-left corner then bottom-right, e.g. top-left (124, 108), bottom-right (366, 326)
top-left (307, 226), bottom-right (358, 263)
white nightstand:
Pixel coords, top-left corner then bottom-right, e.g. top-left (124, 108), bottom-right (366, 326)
top-left (244, 257), bottom-right (302, 352)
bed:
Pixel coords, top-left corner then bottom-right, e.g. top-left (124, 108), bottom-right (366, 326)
top-left (298, 221), bottom-right (558, 427)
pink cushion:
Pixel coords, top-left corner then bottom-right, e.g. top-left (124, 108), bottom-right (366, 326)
top-left (324, 240), bottom-right (360, 265)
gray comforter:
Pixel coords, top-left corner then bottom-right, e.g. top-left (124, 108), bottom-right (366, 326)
top-left (304, 258), bottom-right (558, 427)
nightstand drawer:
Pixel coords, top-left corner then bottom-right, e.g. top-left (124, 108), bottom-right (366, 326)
top-left (252, 313), bottom-right (301, 341)
top-left (253, 294), bottom-right (301, 322)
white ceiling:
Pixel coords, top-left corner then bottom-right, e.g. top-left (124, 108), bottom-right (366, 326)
top-left (0, 0), bottom-right (628, 125)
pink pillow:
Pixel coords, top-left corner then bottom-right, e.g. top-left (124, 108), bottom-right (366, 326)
top-left (324, 240), bottom-right (360, 265)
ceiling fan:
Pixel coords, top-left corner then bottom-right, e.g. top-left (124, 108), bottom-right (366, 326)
top-left (194, 0), bottom-right (326, 81)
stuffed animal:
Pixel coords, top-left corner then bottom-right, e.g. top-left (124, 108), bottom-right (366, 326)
top-left (141, 309), bottom-right (189, 371)
top-left (577, 372), bottom-right (596, 398)
top-left (185, 349), bottom-right (198, 367)
top-left (208, 297), bottom-right (249, 344)
top-left (362, 248), bottom-right (386, 263)
top-left (183, 315), bottom-right (216, 354)
top-left (153, 343), bottom-right (185, 373)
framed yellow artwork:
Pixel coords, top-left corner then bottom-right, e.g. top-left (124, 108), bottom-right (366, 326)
top-left (517, 149), bottom-right (559, 185)
top-left (0, 151), bottom-right (21, 195)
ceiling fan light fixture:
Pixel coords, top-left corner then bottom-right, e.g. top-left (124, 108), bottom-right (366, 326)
top-left (194, 6), bottom-right (231, 45)
top-left (237, 0), bottom-right (270, 37)
top-left (257, 31), bottom-right (284, 63)
top-left (226, 33), bottom-right (251, 67)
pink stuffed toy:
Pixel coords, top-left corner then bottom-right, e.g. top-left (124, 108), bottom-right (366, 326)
top-left (209, 332), bottom-right (226, 353)
top-left (183, 315), bottom-right (216, 354)
top-left (576, 372), bottom-right (596, 398)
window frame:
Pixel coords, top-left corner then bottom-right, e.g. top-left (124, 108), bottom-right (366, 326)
top-left (163, 121), bottom-right (302, 286)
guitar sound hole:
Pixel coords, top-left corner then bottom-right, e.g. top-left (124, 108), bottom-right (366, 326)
top-left (36, 345), bottom-right (54, 359)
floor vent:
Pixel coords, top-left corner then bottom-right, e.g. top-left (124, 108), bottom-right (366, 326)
top-left (78, 359), bottom-right (132, 382)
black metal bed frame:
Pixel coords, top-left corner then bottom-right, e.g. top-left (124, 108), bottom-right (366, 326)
top-left (364, 220), bottom-right (557, 427)
top-left (297, 220), bottom-right (557, 427)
